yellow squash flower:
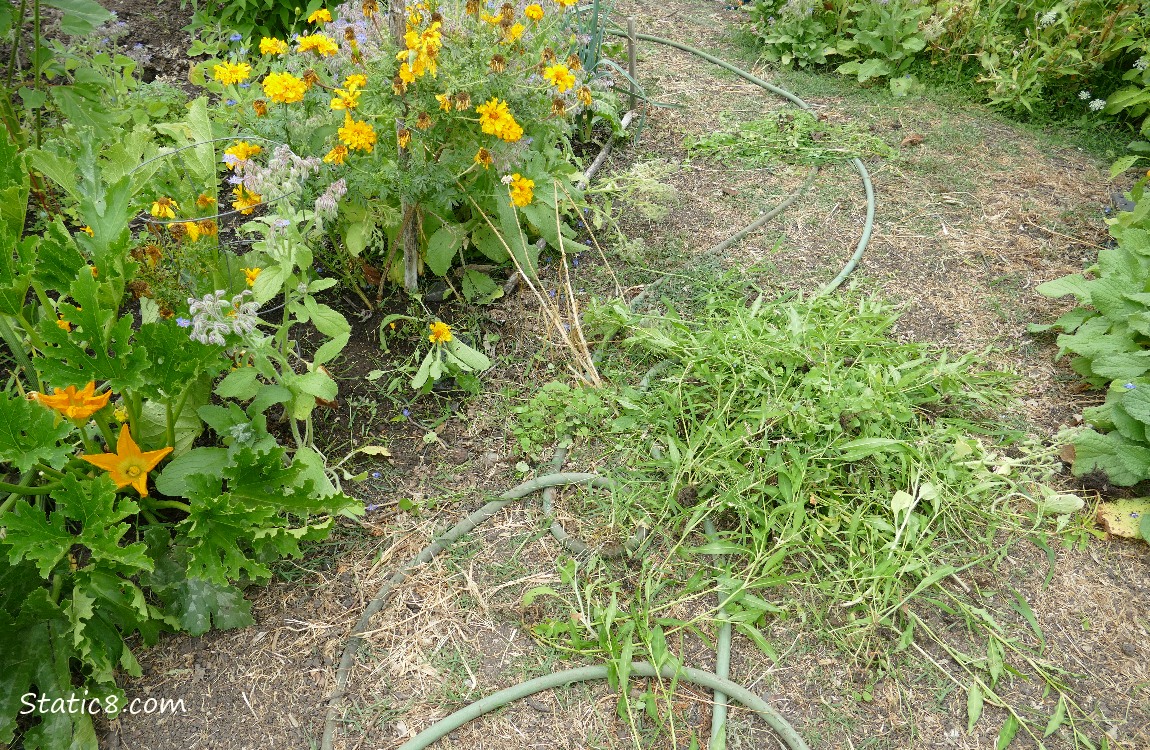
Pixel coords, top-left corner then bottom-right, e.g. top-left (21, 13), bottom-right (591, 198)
top-left (262, 71), bottom-right (308, 103)
top-left (525, 3), bottom-right (544, 21)
top-left (543, 63), bottom-right (575, 92)
top-left (307, 8), bottom-right (332, 23)
top-left (80, 425), bottom-right (173, 497)
top-left (150, 197), bottom-right (179, 219)
top-left (243, 267), bottom-right (262, 287)
top-left (259, 37), bottom-right (289, 55)
top-left (508, 173), bottom-right (535, 207)
top-left (324, 144), bottom-right (349, 164)
top-left (33, 382), bottom-right (111, 421)
top-left (55, 317), bottom-right (71, 332)
top-left (338, 112), bottom-right (377, 151)
top-left (212, 61), bottom-right (252, 85)
top-left (429, 321), bottom-right (452, 344)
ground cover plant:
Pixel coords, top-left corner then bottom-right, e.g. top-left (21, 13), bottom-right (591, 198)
top-left (748, 0), bottom-right (1150, 133)
top-left (2, 0), bottom-right (1148, 748)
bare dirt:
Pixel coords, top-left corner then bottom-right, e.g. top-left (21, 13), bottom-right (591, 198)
top-left (90, 1), bottom-right (1149, 749)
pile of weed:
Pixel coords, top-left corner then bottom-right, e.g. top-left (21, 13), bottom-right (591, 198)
top-left (516, 285), bottom-right (1067, 661)
top-left (685, 109), bottom-right (896, 167)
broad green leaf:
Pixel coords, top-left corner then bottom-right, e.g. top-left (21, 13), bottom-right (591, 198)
top-left (1120, 385), bottom-right (1150, 425)
top-left (43, 0), bottom-right (113, 35)
top-left (160, 576), bottom-right (254, 636)
top-left (51, 476), bottom-right (151, 574)
top-left (444, 337), bottom-right (492, 373)
top-left (461, 268), bottom-right (503, 304)
top-left (1092, 352), bottom-right (1150, 380)
top-left (425, 222), bottom-right (465, 277)
top-left (155, 447), bottom-right (228, 498)
top-left (1, 501), bottom-right (72, 576)
top-left (1110, 154), bottom-right (1142, 179)
top-left (1035, 274), bottom-right (1091, 302)
top-left (1072, 429), bottom-right (1150, 486)
top-left (0, 391), bottom-right (73, 471)
top-left (472, 224), bottom-right (510, 263)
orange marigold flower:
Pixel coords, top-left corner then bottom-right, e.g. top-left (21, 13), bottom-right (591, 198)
top-left (196, 193), bottom-right (217, 208)
top-left (33, 382), bottom-right (111, 421)
top-left (253, 98), bottom-right (268, 116)
top-left (79, 425), bottom-right (173, 497)
top-left (338, 112), bottom-right (377, 151)
top-left (262, 71), bottom-right (308, 103)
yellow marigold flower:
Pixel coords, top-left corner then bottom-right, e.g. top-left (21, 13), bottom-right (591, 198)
top-left (243, 267), bottom-right (262, 287)
top-left (212, 61), bottom-right (252, 85)
top-left (330, 86), bottom-right (362, 110)
top-left (80, 425), bottom-right (173, 497)
top-left (416, 112), bottom-right (432, 130)
top-left (232, 185), bottom-right (262, 215)
top-left (196, 193), bottom-right (217, 208)
top-left (476, 97), bottom-right (523, 142)
top-left (429, 321), bottom-right (452, 344)
top-left (474, 148), bottom-right (493, 168)
top-left (224, 141), bottom-right (262, 168)
top-left (307, 8), bottom-right (332, 23)
top-left (79, 225), bottom-right (94, 236)
top-left (324, 144), bottom-right (349, 164)
top-left (544, 63), bottom-right (575, 92)
top-left (501, 22), bottom-right (524, 44)
top-left (508, 173), bottom-right (534, 207)
top-left (363, 0), bottom-right (379, 16)
top-left (183, 221), bottom-right (202, 242)
top-left (338, 112), bottom-right (377, 152)
top-left (577, 85), bottom-right (592, 107)
top-left (253, 98), bottom-right (268, 116)
top-left (344, 73), bottom-right (367, 89)
top-left (33, 382), bottom-right (111, 421)
top-left (525, 4), bottom-right (544, 20)
top-left (396, 21), bottom-right (442, 81)
top-left (56, 316), bottom-right (71, 332)
top-left (554, 0), bottom-right (576, 7)
top-left (397, 127), bottom-right (411, 148)
top-left (436, 93), bottom-right (453, 112)
top-left (150, 196), bottom-right (178, 219)
top-left (198, 219), bottom-right (218, 237)
top-left (262, 71), bottom-right (308, 103)
top-left (480, 10), bottom-right (500, 24)
top-left (260, 36), bottom-right (289, 55)
top-left (297, 33), bottom-right (339, 57)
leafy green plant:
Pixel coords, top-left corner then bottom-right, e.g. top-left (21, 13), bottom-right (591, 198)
top-left (0, 107), bottom-right (361, 747)
top-left (834, 0), bottom-right (930, 86)
top-left (686, 109), bottom-right (895, 166)
top-left (750, 0), bottom-right (838, 68)
top-left (1031, 180), bottom-right (1150, 504)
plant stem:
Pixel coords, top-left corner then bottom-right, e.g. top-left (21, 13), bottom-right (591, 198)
top-left (145, 499), bottom-right (191, 513)
top-left (0, 314), bottom-right (39, 390)
top-left (0, 481), bottom-right (61, 503)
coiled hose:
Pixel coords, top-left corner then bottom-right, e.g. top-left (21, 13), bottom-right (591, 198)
top-left (321, 30), bottom-right (876, 750)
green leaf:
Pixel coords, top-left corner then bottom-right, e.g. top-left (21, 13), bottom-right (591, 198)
top-left (1044, 696), bottom-right (1067, 737)
top-left (135, 321), bottom-right (224, 401)
top-left (444, 337), bottom-right (492, 373)
top-left (996, 714), bottom-right (1020, 749)
top-left (1120, 385), bottom-right (1150, 426)
top-left (155, 448), bottom-right (228, 498)
top-left (1072, 429), bottom-right (1150, 486)
top-left (461, 268), bottom-right (503, 304)
top-left (1, 501), bottom-right (72, 576)
top-left (52, 476), bottom-right (151, 573)
top-left (472, 224), bottom-right (510, 263)
top-left (1110, 154), bottom-right (1142, 179)
top-left (160, 576), bottom-right (254, 636)
top-left (43, 0), bottom-right (113, 35)
top-left (1092, 352), bottom-right (1150, 380)
top-left (967, 683), bottom-right (984, 733)
top-left (425, 222), bottom-right (465, 277)
top-left (1035, 274), bottom-right (1091, 302)
top-left (0, 391), bottom-right (73, 471)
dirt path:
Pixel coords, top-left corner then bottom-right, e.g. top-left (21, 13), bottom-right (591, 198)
top-left (105, 1), bottom-right (1149, 749)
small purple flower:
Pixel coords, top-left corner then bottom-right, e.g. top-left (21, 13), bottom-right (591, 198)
top-left (371, 471), bottom-right (382, 479)
top-left (1124, 383), bottom-right (1137, 389)
top-left (225, 99), bottom-right (237, 106)
top-left (176, 317), bottom-right (192, 328)
top-left (364, 503), bottom-right (380, 512)
top-left (402, 408), bottom-right (411, 417)
top-left (227, 174), bottom-right (244, 185)
top-left (230, 32), bottom-right (243, 41)
top-left (239, 82), bottom-right (251, 89)
top-left (572, 257), bottom-right (580, 267)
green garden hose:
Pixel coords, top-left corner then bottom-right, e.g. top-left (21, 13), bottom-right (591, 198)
top-left (322, 30), bottom-right (878, 750)
top-left (394, 663), bottom-right (809, 750)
